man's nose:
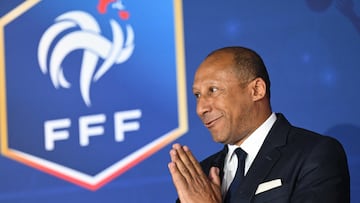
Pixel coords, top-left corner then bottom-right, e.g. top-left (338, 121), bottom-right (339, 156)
top-left (196, 96), bottom-right (211, 117)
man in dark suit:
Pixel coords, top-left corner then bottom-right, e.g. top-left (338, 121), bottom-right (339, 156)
top-left (168, 46), bottom-right (350, 202)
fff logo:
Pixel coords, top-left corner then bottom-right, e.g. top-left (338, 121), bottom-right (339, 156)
top-left (0, 0), bottom-right (187, 190)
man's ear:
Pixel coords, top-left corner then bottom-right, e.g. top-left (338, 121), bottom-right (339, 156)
top-left (251, 78), bottom-right (266, 101)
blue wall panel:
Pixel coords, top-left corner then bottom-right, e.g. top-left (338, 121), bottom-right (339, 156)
top-left (1, 0), bottom-right (359, 202)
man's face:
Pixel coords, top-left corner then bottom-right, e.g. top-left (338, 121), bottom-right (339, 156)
top-left (192, 54), bottom-right (256, 145)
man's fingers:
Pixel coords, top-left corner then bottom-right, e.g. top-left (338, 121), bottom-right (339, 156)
top-left (169, 143), bottom-right (210, 184)
top-left (183, 145), bottom-right (205, 175)
top-left (168, 162), bottom-right (185, 189)
top-left (169, 148), bottom-right (192, 180)
top-left (172, 144), bottom-right (199, 178)
top-left (209, 167), bottom-right (221, 187)
top-left (168, 161), bottom-right (193, 200)
top-left (168, 144), bottom-right (223, 203)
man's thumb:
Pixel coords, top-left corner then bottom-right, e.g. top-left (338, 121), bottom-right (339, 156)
top-left (209, 167), bottom-right (221, 186)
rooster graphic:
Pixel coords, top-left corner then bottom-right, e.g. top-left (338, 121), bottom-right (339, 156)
top-left (38, 0), bottom-right (134, 107)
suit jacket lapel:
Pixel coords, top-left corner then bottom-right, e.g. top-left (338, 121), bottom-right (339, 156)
top-left (212, 145), bottom-right (228, 181)
top-left (231, 113), bottom-right (291, 202)
top-left (200, 145), bottom-right (228, 182)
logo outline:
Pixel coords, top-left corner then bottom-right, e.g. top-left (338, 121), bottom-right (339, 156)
top-left (0, 0), bottom-right (188, 190)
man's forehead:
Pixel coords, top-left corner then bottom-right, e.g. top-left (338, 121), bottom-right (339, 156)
top-left (193, 67), bottom-right (238, 88)
top-left (195, 60), bottom-right (235, 79)
top-left (204, 51), bottom-right (234, 63)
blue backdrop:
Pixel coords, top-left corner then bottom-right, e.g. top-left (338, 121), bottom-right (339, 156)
top-left (0, 0), bottom-right (359, 202)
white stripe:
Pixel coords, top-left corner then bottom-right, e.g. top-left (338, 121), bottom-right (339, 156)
top-left (11, 129), bottom-right (178, 186)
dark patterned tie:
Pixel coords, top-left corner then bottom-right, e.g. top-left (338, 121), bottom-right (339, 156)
top-left (224, 148), bottom-right (247, 203)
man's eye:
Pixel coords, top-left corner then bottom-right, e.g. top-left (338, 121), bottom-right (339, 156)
top-left (210, 87), bottom-right (218, 93)
top-left (194, 93), bottom-right (200, 98)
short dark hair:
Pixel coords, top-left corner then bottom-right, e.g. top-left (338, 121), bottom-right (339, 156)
top-left (207, 46), bottom-right (271, 99)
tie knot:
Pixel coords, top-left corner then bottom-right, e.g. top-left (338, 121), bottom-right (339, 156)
top-left (234, 148), bottom-right (247, 162)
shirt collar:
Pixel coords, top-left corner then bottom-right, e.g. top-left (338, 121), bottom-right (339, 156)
top-left (226, 112), bottom-right (277, 174)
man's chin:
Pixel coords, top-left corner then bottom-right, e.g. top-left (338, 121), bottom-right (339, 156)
top-left (211, 134), bottom-right (228, 144)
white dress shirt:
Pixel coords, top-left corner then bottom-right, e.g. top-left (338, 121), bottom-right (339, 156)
top-left (221, 113), bottom-right (277, 196)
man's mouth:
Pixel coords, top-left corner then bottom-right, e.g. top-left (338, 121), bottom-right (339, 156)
top-left (204, 115), bottom-right (222, 128)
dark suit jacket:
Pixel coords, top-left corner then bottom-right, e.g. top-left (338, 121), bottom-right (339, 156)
top-left (198, 113), bottom-right (350, 203)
